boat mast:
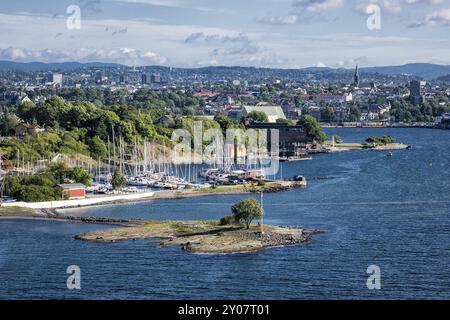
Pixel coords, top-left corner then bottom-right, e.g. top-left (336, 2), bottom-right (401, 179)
top-left (260, 191), bottom-right (264, 234)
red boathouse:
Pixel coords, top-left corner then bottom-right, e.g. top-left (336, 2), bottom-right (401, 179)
top-left (59, 183), bottom-right (87, 200)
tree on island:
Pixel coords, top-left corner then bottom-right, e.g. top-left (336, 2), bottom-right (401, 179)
top-left (297, 115), bottom-right (326, 143)
top-left (111, 169), bottom-right (126, 190)
top-left (231, 198), bottom-right (263, 229)
top-left (366, 135), bottom-right (395, 146)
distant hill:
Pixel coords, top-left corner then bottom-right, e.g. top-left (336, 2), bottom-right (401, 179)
top-left (361, 63), bottom-right (450, 80)
top-left (1, 60), bottom-right (450, 80)
top-left (0, 61), bottom-right (126, 72)
top-left (436, 74), bottom-right (450, 82)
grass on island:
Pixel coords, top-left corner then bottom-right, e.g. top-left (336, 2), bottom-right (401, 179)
top-left (325, 136), bottom-right (403, 150)
top-left (324, 141), bottom-right (364, 148)
top-left (196, 184), bottom-right (248, 193)
top-left (74, 219), bottom-right (312, 254)
top-left (75, 220), bottom-right (238, 243)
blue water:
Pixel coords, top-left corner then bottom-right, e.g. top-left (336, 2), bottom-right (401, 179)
top-left (1, 128), bottom-right (450, 299)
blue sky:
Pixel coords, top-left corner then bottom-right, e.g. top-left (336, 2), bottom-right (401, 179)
top-left (0, 0), bottom-right (450, 67)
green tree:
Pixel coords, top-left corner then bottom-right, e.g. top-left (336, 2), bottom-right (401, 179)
top-left (231, 198), bottom-right (263, 229)
top-left (321, 107), bottom-right (337, 123)
top-left (0, 111), bottom-right (20, 136)
top-left (366, 136), bottom-right (395, 145)
top-left (297, 115), bottom-right (326, 143)
top-left (3, 175), bottom-right (60, 202)
top-left (111, 169), bottom-right (126, 190)
top-left (89, 136), bottom-right (107, 159)
top-left (276, 118), bottom-right (294, 125)
top-left (48, 162), bottom-right (71, 183)
top-left (348, 105), bottom-right (361, 122)
top-left (70, 166), bottom-right (92, 186)
top-left (214, 114), bottom-right (234, 132)
top-left (240, 111), bottom-right (269, 124)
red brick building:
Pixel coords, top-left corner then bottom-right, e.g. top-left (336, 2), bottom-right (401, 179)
top-left (59, 184), bottom-right (86, 200)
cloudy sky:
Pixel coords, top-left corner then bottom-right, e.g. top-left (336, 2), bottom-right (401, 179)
top-left (1, 0), bottom-right (450, 68)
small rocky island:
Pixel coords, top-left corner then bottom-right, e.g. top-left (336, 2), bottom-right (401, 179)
top-left (75, 220), bottom-right (321, 254)
top-left (326, 135), bottom-right (410, 152)
top-left (75, 198), bottom-right (321, 254)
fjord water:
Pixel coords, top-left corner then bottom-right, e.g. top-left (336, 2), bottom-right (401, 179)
top-left (1, 128), bottom-right (450, 299)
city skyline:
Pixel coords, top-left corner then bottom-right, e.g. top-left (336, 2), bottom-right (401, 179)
top-left (1, 0), bottom-right (450, 68)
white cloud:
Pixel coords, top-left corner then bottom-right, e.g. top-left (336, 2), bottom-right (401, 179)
top-left (1, 2), bottom-right (450, 68)
top-left (409, 8), bottom-right (450, 27)
top-left (185, 32), bottom-right (263, 57)
top-left (293, 0), bottom-right (344, 13)
top-left (333, 56), bottom-right (369, 67)
top-left (357, 0), bottom-right (445, 14)
top-left (109, 0), bottom-right (216, 11)
top-left (184, 32), bottom-right (254, 44)
top-left (257, 15), bottom-right (298, 25)
top-left (0, 12), bottom-right (243, 66)
top-left (314, 61), bottom-right (328, 67)
top-left (0, 47), bottom-right (167, 66)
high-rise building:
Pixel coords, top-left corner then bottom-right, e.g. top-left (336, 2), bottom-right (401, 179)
top-left (409, 80), bottom-right (423, 105)
top-left (52, 73), bottom-right (63, 87)
top-left (95, 71), bottom-right (103, 84)
top-left (151, 73), bottom-right (161, 83)
top-left (119, 74), bottom-right (129, 84)
top-left (45, 72), bottom-right (62, 86)
top-left (141, 73), bottom-right (148, 84)
top-left (354, 65), bottom-right (359, 87)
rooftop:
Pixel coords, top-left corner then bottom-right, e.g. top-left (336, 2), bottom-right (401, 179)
top-left (58, 183), bottom-right (87, 189)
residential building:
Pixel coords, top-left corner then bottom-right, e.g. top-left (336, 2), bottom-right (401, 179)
top-left (409, 80), bottom-right (423, 105)
top-left (15, 123), bottom-right (44, 137)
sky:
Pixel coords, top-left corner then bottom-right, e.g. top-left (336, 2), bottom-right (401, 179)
top-left (1, 0), bottom-right (450, 68)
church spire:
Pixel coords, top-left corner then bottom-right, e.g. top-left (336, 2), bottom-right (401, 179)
top-left (354, 64), bottom-right (360, 87)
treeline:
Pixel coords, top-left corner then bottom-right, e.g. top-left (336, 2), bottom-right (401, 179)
top-left (310, 95), bottom-right (450, 123)
top-left (25, 87), bottom-right (204, 116)
top-left (390, 98), bottom-right (450, 122)
top-left (3, 163), bottom-right (91, 202)
top-left (0, 93), bottom-right (220, 163)
top-left (0, 87), bottom-right (327, 164)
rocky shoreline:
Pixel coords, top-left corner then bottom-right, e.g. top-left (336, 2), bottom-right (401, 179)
top-left (0, 207), bottom-right (144, 227)
top-left (328, 142), bottom-right (409, 153)
top-left (182, 228), bottom-right (322, 254)
top-left (74, 220), bottom-right (322, 254)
